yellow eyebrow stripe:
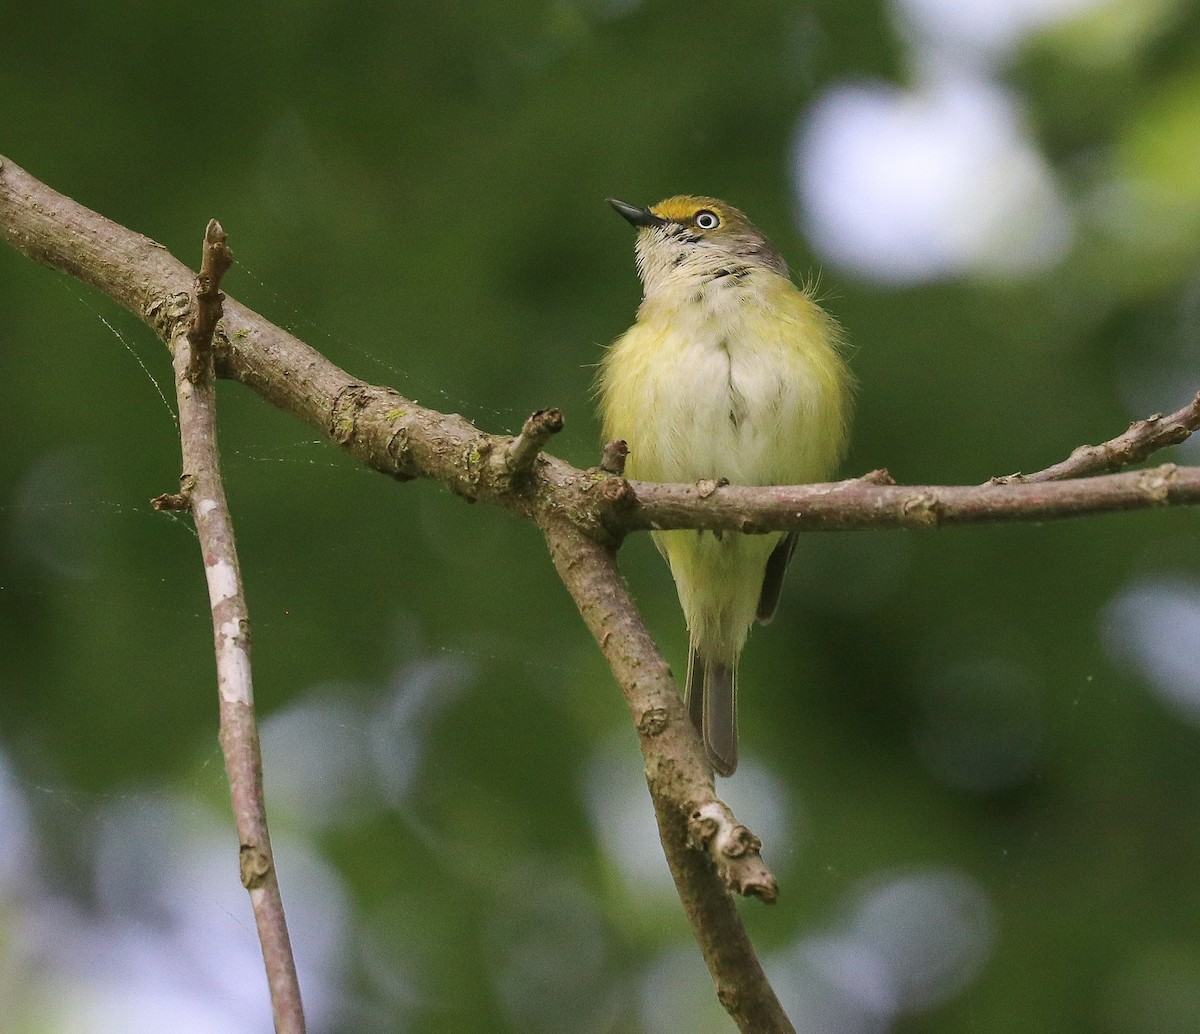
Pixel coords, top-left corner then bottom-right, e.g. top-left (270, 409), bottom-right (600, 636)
top-left (650, 196), bottom-right (721, 223)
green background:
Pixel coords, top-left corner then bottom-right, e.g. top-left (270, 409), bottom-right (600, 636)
top-left (3, 1), bottom-right (1200, 1031)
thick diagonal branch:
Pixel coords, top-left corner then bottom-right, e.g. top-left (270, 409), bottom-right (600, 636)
top-left (541, 517), bottom-right (793, 1034)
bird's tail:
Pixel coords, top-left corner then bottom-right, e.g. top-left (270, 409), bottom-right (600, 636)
top-left (685, 640), bottom-right (738, 777)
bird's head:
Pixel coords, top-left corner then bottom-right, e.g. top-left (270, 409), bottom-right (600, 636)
top-left (607, 195), bottom-right (788, 299)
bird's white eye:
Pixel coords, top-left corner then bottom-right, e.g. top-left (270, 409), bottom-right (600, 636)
top-left (694, 210), bottom-right (720, 230)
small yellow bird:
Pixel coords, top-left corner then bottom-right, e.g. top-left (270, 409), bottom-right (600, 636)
top-left (597, 196), bottom-right (852, 776)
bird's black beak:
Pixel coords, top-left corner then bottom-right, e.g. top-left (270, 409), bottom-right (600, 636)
top-left (607, 198), bottom-right (665, 228)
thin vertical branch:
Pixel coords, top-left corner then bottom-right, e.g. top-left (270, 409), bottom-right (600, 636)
top-left (153, 220), bottom-right (306, 1034)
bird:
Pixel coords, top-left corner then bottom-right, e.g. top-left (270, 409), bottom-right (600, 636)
top-left (596, 195), bottom-right (852, 776)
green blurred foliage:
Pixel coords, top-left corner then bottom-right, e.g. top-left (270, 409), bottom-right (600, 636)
top-left (3, 1), bottom-right (1200, 1032)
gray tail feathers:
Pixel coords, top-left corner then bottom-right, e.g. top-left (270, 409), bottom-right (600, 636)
top-left (685, 643), bottom-right (738, 777)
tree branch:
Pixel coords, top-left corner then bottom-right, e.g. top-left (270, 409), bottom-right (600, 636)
top-left (600, 438), bottom-right (629, 475)
top-left (505, 407), bottom-right (564, 475)
top-left (993, 390), bottom-right (1200, 483)
top-left (150, 219), bottom-right (305, 1034)
top-left (6, 150), bottom-right (1200, 1033)
top-left (541, 517), bottom-right (792, 1033)
top-left (4, 153), bottom-right (1198, 540)
top-left (620, 462), bottom-right (1200, 534)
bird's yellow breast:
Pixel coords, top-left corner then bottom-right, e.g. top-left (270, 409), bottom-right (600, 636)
top-left (597, 270), bottom-right (851, 489)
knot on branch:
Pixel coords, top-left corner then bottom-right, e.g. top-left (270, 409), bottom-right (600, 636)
top-left (151, 472), bottom-right (197, 511)
top-left (1138, 463), bottom-right (1177, 505)
top-left (637, 707), bottom-right (669, 737)
top-left (696, 477), bottom-right (729, 498)
top-left (461, 437), bottom-right (495, 500)
top-left (597, 475), bottom-right (637, 512)
top-left (688, 802), bottom-right (779, 902)
top-left (591, 474), bottom-right (639, 544)
top-left (900, 490), bottom-right (942, 526)
top-left (146, 291), bottom-right (192, 341)
top-left (384, 411), bottom-right (417, 481)
top-left (600, 439), bottom-right (628, 476)
top-left (1154, 424), bottom-right (1193, 449)
top-left (857, 468), bottom-right (897, 486)
top-left (239, 843), bottom-right (273, 890)
top-left (329, 383), bottom-right (373, 446)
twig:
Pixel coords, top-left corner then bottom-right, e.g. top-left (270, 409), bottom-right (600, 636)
top-left (992, 391), bottom-right (1200, 484)
top-left (157, 221), bottom-right (306, 1034)
top-left (600, 439), bottom-right (628, 476)
top-left (541, 518), bottom-right (793, 1033)
top-left (151, 472), bottom-right (196, 512)
top-left (186, 219), bottom-right (233, 379)
top-left (505, 407), bottom-right (563, 475)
